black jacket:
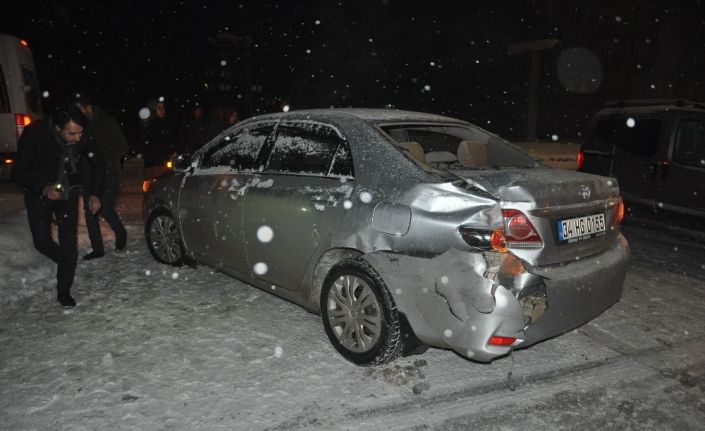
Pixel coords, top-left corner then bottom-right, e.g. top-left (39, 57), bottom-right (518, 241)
top-left (12, 118), bottom-right (106, 197)
top-left (88, 106), bottom-right (129, 175)
top-left (141, 117), bottom-right (177, 168)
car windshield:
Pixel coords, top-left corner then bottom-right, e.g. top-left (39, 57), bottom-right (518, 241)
top-left (379, 123), bottom-right (538, 171)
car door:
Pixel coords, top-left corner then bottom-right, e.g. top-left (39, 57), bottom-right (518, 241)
top-left (242, 121), bottom-right (354, 290)
top-left (179, 121), bottom-right (275, 273)
top-left (654, 117), bottom-right (705, 218)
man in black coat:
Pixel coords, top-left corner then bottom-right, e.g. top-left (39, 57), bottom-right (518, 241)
top-left (74, 95), bottom-right (129, 260)
top-left (12, 104), bottom-right (106, 306)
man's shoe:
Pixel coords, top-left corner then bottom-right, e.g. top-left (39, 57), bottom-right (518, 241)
top-left (58, 294), bottom-right (76, 307)
top-left (82, 251), bottom-right (104, 261)
top-left (115, 232), bottom-right (127, 251)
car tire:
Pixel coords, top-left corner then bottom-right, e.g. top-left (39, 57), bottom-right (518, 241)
top-left (320, 257), bottom-right (402, 366)
top-left (145, 208), bottom-right (185, 266)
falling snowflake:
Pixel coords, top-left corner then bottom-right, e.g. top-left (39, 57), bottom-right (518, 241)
top-left (274, 346), bottom-right (283, 358)
top-left (443, 329), bottom-right (453, 338)
top-left (359, 192), bottom-right (372, 203)
top-left (254, 262), bottom-right (268, 275)
top-left (145, 270), bottom-right (151, 276)
top-left (257, 226), bottom-right (274, 243)
top-left (424, 85), bottom-right (431, 91)
top-left (220, 60), bottom-right (227, 66)
top-left (440, 276), bottom-right (449, 284)
top-left (42, 91), bottom-right (50, 98)
top-left (626, 118), bottom-right (636, 128)
top-left (171, 272), bottom-right (179, 280)
top-left (343, 200), bottom-right (353, 209)
top-left (551, 134), bottom-right (559, 141)
top-left (138, 108), bottom-right (150, 120)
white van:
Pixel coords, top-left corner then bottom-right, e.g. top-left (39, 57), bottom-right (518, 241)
top-left (0, 34), bottom-right (43, 180)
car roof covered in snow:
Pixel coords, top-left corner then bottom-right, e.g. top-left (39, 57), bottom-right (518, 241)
top-left (248, 108), bottom-right (469, 125)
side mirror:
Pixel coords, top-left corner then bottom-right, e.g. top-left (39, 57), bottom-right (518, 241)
top-left (172, 154), bottom-right (193, 173)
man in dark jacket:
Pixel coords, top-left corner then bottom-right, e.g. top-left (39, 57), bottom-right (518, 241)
top-left (141, 99), bottom-right (177, 181)
top-left (74, 95), bottom-right (129, 259)
top-left (178, 103), bottom-right (211, 154)
top-left (12, 104), bottom-right (106, 306)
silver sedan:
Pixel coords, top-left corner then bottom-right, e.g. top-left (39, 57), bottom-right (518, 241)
top-left (143, 109), bottom-right (629, 365)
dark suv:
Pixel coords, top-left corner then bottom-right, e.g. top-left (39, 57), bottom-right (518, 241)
top-left (580, 99), bottom-right (705, 233)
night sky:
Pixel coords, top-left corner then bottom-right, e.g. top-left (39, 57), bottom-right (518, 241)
top-left (2, 0), bottom-right (705, 144)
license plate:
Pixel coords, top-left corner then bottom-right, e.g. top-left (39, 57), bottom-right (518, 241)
top-left (556, 213), bottom-right (606, 244)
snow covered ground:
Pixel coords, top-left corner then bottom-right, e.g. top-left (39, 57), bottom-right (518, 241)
top-left (1, 186), bottom-right (705, 429)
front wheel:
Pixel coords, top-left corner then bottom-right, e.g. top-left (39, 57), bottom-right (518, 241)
top-left (145, 208), bottom-right (185, 266)
top-left (320, 258), bottom-right (402, 366)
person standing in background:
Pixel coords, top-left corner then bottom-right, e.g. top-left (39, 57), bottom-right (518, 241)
top-left (12, 104), bottom-right (105, 306)
top-left (178, 103), bottom-right (210, 154)
top-left (73, 95), bottom-right (129, 259)
top-left (141, 98), bottom-right (177, 181)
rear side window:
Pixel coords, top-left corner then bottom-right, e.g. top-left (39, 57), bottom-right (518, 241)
top-left (201, 123), bottom-right (274, 170)
top-left (266, 122), bottom-right (353, 177)
top-left (21, 66), bottom-right (41, 113)
top-left (592, 117), bottom-right (661, 158)
top-left (674, 120), bottom-right (705, 169)
top-left (0, 65), bottom-right (9, 113)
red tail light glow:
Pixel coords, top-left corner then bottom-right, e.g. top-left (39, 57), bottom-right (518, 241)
top-left (488, 335), bottom-right (517, 346)
top-left (614, 199), bottom-right (624, 226)
top-left (576, 147), bottom-right (584, 170)
top-left (502, 209), bottom-right (543, 247)
top-left (15, 114), bottom-right (31, 139)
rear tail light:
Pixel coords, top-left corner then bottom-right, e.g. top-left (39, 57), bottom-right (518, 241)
top-left (142, 180), bottom-right (152, 193)
top-left (501, 209), bottom-right (543, 249)
top-left (576, 147), bottom-right (584, 170)
top-left (488, 335), bottom-right (517, 346)
top-left (3, 158), bottom-right (14, 165)
top-left (614, 199), bottom-right (624, 226)
top-left (15, 114), bottom-right (31, 139)
top-left (459, 209), bottom-right (543, 252)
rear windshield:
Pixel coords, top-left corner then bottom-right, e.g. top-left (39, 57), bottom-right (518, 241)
top-left (379, 123), bottom-right (537, 169)
top-left (590, 116), bottom-right (661, 157)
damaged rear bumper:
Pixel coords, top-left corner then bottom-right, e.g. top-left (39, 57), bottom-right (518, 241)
top-left (362, 233), bottom-right (629, 362)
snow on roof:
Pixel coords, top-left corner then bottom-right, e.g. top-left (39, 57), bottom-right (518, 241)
top-left (249, 108), bottom-right (468, 124)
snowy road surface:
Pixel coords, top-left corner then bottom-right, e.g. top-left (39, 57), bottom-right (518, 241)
top-left (1, 175), bottom-right (705, 429)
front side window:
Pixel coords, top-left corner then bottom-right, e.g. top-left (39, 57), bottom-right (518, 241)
top-left (266, 122), bottom-right (352, 176)
top-left (593, 117), bottom-right (661, 158)
top-left (674, 120), bottom-right (705, 169)
top-left (201, 123), bottom-right (274, 170)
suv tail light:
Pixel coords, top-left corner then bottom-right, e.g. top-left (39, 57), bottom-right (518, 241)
top-left (576, 146), bottom-right (584, 170)
top-left (15, 114), bottom-right (31, 139)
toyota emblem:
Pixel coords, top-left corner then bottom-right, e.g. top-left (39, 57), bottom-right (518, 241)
top-left (578, 184), bottom-right (591, 200)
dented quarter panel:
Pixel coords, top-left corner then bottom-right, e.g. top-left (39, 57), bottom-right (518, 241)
top-left (362, 249), bottom-right (526, 362)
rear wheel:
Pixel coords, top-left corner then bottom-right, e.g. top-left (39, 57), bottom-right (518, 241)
top-left (320, 258), bottom-right (402, 365)
top-left (145, 209), bottom-right (184, 266)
